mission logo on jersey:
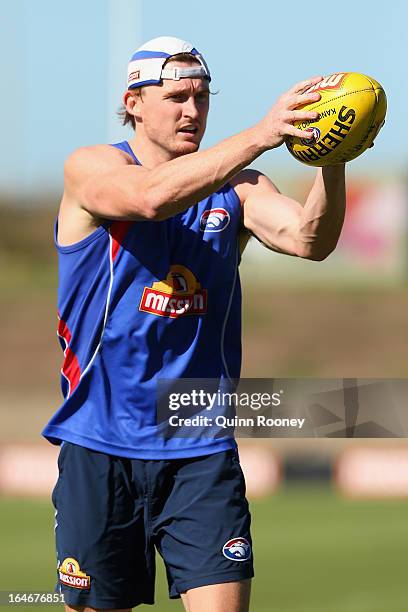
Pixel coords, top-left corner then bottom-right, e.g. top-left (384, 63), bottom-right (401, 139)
top-left (139, 265), bottom-right (207, 318)
top-left (200, 208), bottom-right (230, 232)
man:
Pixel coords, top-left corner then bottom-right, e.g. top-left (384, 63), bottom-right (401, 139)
top-left (42, 36), bottom-right (345, 612)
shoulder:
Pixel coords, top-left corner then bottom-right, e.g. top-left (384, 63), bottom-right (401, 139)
top-left (64, 144), bottom-right (135, 180)
top-left (229, 169), bottom-right (280, 205)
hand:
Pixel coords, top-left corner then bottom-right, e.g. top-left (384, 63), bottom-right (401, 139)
top-left (256, 76), bottom-right (324, 150)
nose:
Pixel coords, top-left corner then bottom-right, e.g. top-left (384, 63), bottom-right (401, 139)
top-left (182, 96), bottom-right (200, 120)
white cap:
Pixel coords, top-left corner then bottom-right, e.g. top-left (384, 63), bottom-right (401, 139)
top-left (127, 36), bottom-right (211, 89)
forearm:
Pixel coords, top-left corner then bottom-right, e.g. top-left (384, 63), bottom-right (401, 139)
top-left (297, 165), bottom-right (346, 260)
top-left (144, 127), bottom-right (266, 220)
top-left (142, 74), bottom-right (323, 221)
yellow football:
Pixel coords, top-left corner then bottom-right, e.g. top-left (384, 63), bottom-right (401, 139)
top-left (286, 72), bottom-right (387, 167)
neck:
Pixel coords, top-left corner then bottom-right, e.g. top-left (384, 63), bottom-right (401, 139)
top-left (127, 131), bottom-right (180, 169)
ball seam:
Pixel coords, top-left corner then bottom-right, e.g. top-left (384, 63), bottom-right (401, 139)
top-left (304, 88), bottom-right (375, 112)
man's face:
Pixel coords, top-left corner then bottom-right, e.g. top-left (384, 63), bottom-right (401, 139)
top-left (133, 61), bottom-right (210, 157)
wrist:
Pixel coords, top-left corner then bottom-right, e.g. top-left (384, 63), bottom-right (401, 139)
top-left (249, 124), bottom-right (271, 155)
top-left (322, 163), bottom-right (346, 175)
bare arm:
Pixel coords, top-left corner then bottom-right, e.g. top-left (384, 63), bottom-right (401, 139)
top-left (64, 77), bottom-right (323, 223)
top-left (67, 128), bottom-right (266, 222)
top-left (234, 165), bottom-right (346, 261)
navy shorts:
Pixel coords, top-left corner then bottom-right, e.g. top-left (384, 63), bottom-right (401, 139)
top-left (52, 443), bottom-right (254, 608)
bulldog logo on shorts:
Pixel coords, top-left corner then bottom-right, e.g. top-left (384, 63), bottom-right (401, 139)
top-left (222, 537), bottom-right (251, 562)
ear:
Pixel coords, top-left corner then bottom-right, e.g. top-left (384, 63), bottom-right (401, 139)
top-left (123, 89), bottom-right (143, 122)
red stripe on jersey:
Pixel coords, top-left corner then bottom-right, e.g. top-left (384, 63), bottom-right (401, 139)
top-left (110, 221), bottom-right (133, 262)
top-left (57, 316), bottom-right (81, 396)
top-left (58, 316), bottom-right (72, 343)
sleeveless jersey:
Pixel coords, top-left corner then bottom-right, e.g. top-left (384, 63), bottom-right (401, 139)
top-left (42, 141), bottom-right (242, 459)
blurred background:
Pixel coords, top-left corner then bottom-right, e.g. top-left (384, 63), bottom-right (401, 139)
top-left (1, 1), bottom-right (407, 610)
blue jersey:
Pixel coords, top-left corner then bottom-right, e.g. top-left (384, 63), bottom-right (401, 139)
top-left (42, 141), bottom-right (242, 459)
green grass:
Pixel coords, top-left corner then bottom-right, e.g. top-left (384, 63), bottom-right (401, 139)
top-left (250, 486), bottom-right (408, 612)
top-left (1, 487), bottom-right (408, 611)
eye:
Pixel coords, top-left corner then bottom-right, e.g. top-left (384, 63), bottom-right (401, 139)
top-left (169, 94), bottom-right (187, 102)
top-left (196, 92), bottom-right (209, 103)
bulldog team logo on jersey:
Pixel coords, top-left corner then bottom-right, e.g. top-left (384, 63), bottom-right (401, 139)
top-left (222, 537), bottom-right (252, 562)
top-left (200, 208), bottom-right (230, 232)
top-left (58, 557), bottom-right (91, 589)
top-left (139, 265), bottom-right (207, 318)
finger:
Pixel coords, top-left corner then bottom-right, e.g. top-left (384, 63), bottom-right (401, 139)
top-left (288, 92), bottom-right (321, 110)
top-left (286, 127), bottom-right (317, 140)
top-left (288, 76), bottom-right (323, 95)
top-left (287, 110), bottom-right (319, 124)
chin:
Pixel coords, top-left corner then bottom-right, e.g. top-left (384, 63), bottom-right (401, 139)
top-left (174, 141), bottom-right (200, 155)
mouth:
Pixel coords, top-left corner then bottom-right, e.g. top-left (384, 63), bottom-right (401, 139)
top-left (177, 126), bottom-right (199, 136)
